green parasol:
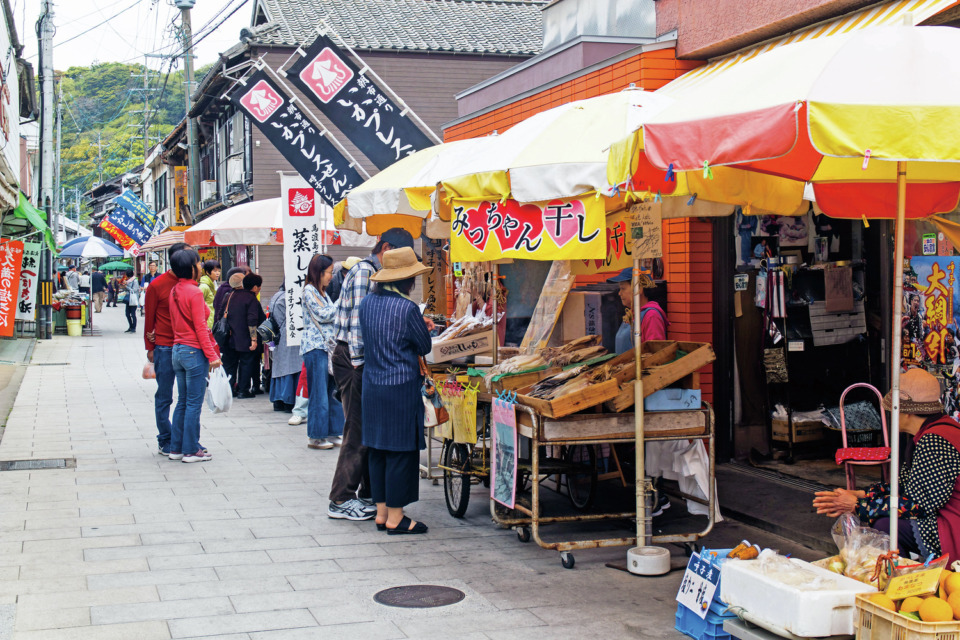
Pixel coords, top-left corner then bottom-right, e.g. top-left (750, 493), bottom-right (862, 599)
top-left (99, 261), bottom-right (132, 271)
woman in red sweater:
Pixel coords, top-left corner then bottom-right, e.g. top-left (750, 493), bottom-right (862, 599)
top-left (168, 249), bottom-right (222, 463)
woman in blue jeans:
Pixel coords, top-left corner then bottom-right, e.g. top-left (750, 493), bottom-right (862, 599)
top-left (301, 254), bottom-right (344, 450)
top-left (167, 249), bottom-right (222, 463)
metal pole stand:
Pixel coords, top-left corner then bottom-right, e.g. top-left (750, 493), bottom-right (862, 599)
top-left (626, 477), bottom-right (670, 575)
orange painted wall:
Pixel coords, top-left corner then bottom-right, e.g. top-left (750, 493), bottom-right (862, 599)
top-left (445, 48), bottom-right (714, 400)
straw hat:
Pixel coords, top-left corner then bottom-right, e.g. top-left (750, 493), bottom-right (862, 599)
top-left (370, 247), bottom-right (431, 283)
top-left (882, 368), bottom-right (943, 414)
top-left (342, 256), bottom-right (361, 271)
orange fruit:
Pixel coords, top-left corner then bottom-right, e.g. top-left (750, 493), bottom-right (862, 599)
top-left (948, 592), bottom-right (960, 620)
top-left (919, 597), bottom-right (954, 623)
top-left (869, 593), bottom-right (897, 612)
top-left (942, 569), bottom-right (954, 588)
top-left (945, 572), bottom-right (960, 597)
top-left (900, 596), bottom-right (926, 614)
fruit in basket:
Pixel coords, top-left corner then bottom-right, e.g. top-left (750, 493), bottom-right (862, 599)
top-left (919, 597), bottom-right (953, 622)
top-left (948, 592), bottom-right (960, 620)
top-left (868, 593), bottom-right (897, 612)
top-left (900, 596), bottom-right (925, 614)
top-left (946, 572), bottom-right (960, 597)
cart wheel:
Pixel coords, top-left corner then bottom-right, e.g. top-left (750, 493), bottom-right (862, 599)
top-left (442, 441), bottom-right (471, 518)
top-left (563, 445), bottom-right (597, 511)
top-left (516, 527), bottom-right (531, 543)
top-left (561, 552), bottom-right (575, 569)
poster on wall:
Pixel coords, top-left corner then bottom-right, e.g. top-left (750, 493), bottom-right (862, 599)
top-left (15, 242), bottom-right (40, 322)
top-left (491, 398), bottom-right (518, 509)
top-left (903, 257), bottom-right (960, 419)
top-left (280, 174), bottom-right (324, 346)
top-left (0, 241), bottom-right (23, 337)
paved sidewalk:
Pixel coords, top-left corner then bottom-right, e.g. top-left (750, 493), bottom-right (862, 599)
top-left (0, 307), bottom-right (813, 639)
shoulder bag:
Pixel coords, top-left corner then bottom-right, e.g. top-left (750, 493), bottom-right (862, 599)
top-left (257, 314), bottom-right (280, 343)
top-left (419, 356), bottom-right (449, 427)
top-left (213, 291), bottom-right (235, 348)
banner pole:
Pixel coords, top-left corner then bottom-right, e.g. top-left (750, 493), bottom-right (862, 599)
top-left (316, 21), bottom-right (443, 144)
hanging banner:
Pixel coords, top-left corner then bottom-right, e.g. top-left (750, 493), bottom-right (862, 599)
top-left (284, 34), bottom-right (433, 169)
top-left (570, 208), bottom-right (634, 275)
top-left (450, 195), bottom-right (605, 262)
top-left (105, 206), bottom-right (153, 247)
top-left (491, 398), bottom-right (518, 509)
top-left (99, 218), bottom-right (136, 250)
top-left (0, 241), bottom-right (23, 336)
top-left (174, 166), bottom-right (188, 224)
top-left (230, 69), bottom-right (363, 206)
top-left (113, 189), bottom-right (158, 231)
top-left (15, 242), bottom-right (40, 322)
top-left (422, 241), bottom-right (447, 315)
top-left (280, 174), bottom-right (324, 346)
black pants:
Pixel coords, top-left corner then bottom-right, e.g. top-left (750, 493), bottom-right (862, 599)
top-left (329, 341), bottom-right (370, 502)
top-left (221, 346), bottom-right (240, 393)
top-left (236, 350), bottom-right (259, 395)
top-left (125, 305), bottom-right (137, 331)
top-left (368, 448), bottom-right (419, 508)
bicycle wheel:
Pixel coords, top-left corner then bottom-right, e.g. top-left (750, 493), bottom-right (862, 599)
top-left (442, 441), bottom-right (472, 518)
top-left (564, 444), bottom-right (597, 511)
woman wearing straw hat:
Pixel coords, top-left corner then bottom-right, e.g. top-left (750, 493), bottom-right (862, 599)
top-left (814, 368), bottom-right (960, 560)
top-left (359, 247), bottom-right (434, 535)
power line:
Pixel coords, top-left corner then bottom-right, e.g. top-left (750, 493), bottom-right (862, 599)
top-left (51, 0), bottom-right (142, 51)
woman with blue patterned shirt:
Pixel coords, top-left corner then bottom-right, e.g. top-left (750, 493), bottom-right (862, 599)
top-left (301, 254), bottom-right (344, 450)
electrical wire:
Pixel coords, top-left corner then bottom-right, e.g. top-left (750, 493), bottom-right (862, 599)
top-left (50, 0), bottom-right (142, 51)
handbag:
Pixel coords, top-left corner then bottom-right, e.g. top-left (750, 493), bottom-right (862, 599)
top-left (257, 314), bottom-right (280, 343)
top-left (212, 291), bottom-right (235, 348)
top-left (117, 291), bottom-right (129, 304)
top-left (419, 356), bottom-right (449, 426)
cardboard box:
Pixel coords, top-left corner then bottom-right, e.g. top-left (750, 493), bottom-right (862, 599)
top-left (772, 418), bottom-right (823, 443)
top-left (426, 330), bottom-right (495, 364)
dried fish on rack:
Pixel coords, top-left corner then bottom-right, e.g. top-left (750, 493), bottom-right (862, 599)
top-left (483, 353), bottom-right (548, 388)
top-left (435, 315), bottom-right (492, 342)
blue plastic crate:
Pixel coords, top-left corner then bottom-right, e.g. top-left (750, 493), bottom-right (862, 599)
top-left (675, 606), bottom-right (733, 640)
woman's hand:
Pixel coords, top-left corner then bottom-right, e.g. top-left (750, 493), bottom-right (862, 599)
top-left (812, 488), bottom-right (865, 517)
top-left (423, 316), bottom-right (436, 332)
top-left (209, 359), bottom-right (222, 370)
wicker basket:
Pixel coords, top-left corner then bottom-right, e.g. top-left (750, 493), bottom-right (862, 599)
top-left (856, 593), bottom-right (960, 640)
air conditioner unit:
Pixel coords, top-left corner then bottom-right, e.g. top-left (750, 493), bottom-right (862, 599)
top-left (226, 157), bottom-right (243, 186)
top-left (200, 180), bottom-right (217, 203)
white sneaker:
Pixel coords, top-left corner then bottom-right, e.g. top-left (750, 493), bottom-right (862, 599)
top-left (308, 438), bottom-right (334, 450)
top-left (182, 450), bottom-right (212, 463)
top-left (288, 415), bottom-right (304, 426)
top-left (331, 436), bottom-right (343, 446)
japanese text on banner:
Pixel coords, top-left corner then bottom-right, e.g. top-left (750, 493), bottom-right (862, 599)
top-left (99, 217), bottom-right (136, 250)
top-left (676, 553), bottom-right (719, 619)
top-left (449, 195), bottom-right (605, 262)
top-left (281, 174), bottom-right (324, 346)
top-left (0, 241), bottom-right (23, 337)
top-left (15, 242), bottom-right (41, 322)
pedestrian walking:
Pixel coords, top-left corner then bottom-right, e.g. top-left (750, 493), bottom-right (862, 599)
top-left (199, 260), bottom-right (221, 328)
top-left (301, 255), bottom-right (344, 450)
top-left (91, 267), bottom-right (107, 312)
top-left (328, 227), bottom-right (415, 521)
top-left (107, 276), bottom-right (118, 307)
top-left (288, 364), bottom-right (309, 426)
top-left (360, 247), bottom-right (433, 534)
top-left (168, 248), bottom-right (222, 463)
top-left (123, 269), bottom-right (140, 333)
top-left (223, 273), bottom-right (265, 399)
top-left (268, 283), bottom-right (302, 412)
top-left (144, 242), bottom-right (189, 456)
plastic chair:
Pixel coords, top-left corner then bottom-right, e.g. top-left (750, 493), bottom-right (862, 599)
top-left (835, 383), bottom-right (891, 490)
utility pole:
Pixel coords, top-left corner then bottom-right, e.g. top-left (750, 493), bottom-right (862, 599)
top-left (96, 132), bottom-right (104, 183)
top-left (176, 0), bottom-right (199, 224)
top-left (130, 54), bottom-right (165, 160)
top-left (54, 78), bottom-right (62, 223)
top-left (38, 0), bottom-right (55, 340)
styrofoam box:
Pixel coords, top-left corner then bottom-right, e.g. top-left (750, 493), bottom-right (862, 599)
top-left (720, 557), bottom-right (876, 637)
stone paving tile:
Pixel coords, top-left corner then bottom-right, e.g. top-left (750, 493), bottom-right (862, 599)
top-left (166, 610), bottom-right (317, 638)
top-left (13, 606), bottom-right (90, 632)
top-left (90, 596), bottom-right (234, 626)
top-left (248, 621), bottom-right (405, 640)
top-left (10, 620), bottom-right (171, 640)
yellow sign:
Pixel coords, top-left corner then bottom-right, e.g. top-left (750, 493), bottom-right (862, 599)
top-left (630, 201), bottom-right (663, 259)
top-left (174, 166), bottom-right (188, 224)
top-left (450, 195), bottom-right (606, 262)
top-left (569, 208), bottom-right (633, 275)
top-left (885, 567), bottom-right (943, 600)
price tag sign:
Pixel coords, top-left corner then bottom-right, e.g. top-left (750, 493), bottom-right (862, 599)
top-left (733, 274), bottom-right (749, 292)
top-left (886, 567), bottom-right (942, 600)
top-left (676, 552), bottom-right (719, 619)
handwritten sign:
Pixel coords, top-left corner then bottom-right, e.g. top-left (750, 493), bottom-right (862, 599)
top-left (886, 567), bottom-right (942, 600)
top-left (676, 552), bottom-right (719, 619)
top-left (629, 201), bottom-right (663, 259)
top-left (825, 266), bottom-right (853, 312)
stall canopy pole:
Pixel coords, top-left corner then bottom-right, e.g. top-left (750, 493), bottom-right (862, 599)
top-left (633, 260), bottom-right (646, 546)
top-left (889, 161), bottom-right (907, 554)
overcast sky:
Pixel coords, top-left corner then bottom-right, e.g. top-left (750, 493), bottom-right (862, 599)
top-left (16, 0), bottom-right (253, 74)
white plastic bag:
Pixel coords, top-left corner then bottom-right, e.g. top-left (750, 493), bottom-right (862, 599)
top-left (206, 366), bottom-right (233, 414)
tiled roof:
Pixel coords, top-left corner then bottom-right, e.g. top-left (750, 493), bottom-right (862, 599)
top-left (255, 0), bottom-right (545, 55)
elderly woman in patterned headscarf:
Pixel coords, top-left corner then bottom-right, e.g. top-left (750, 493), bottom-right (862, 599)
top-left (814, 368), bottom-right (960, 560)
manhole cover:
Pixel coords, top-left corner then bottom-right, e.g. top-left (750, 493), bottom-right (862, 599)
top-left (373, 585), bottom-right (465, 609)
top-left (0, 458), bottom-right (75, 471)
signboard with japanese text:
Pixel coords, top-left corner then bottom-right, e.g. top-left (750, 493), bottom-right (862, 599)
top-left (105, 206), bottom-right (153, 247)
top-left (422, 241), bottom-right (447, 315)
top-left (230, 70), bottom-right (363, 207)
top-left (0, 241), bottom-right (23, 336)
top-left (903, 257), bottom-right (960, 419)
top-left (99, 217), bottom-right (136, 250)
top-left (15, 242), bottom-right (40, 322)
top-left (174, 166), bottom-right (188, 224)
top-left (113, 190), bottom-right (158, 232)
top-left (570, 208), bottom-right (633, 275)
top-left (676, 552), bottom-right (719, 619)
top-left (285, 35), bottom-right (433, 170)
top-left (629, 200), bottom-right (663, 259)
top-left (450, 195), bottom-right (605, 262)
top-left (281, 174), bottom-right (324, 346)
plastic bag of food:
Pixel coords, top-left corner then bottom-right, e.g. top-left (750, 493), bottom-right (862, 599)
top-left (755, 550), bottom-right (838, 591)
top-left (831, 514), bottom-right (891, 587)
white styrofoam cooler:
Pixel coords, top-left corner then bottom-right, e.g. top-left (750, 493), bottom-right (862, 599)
top-left (720, 557), bottom-right (876, 637)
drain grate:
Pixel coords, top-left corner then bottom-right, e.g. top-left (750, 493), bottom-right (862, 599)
top-left (374, 585), bottom-right (465, 609)
top-left (0, 458), bottom-right (75, 471)
top-left (31, 362), bottom-right (69, 366)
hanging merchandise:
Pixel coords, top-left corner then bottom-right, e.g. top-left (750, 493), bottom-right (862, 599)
top-left (764, 347), bottom-right (789, 384)
top-left (755, 268), bottom-right (767, 308)
top-left (437, 382), bottom-right (478, 445)
top-left (491, 395), bottom-right (518, 510)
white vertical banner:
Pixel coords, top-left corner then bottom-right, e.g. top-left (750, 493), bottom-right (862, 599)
top-left (15, 242), bottom-right (41, 322)
top-left (281, 174), bottom-right (324, 346)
